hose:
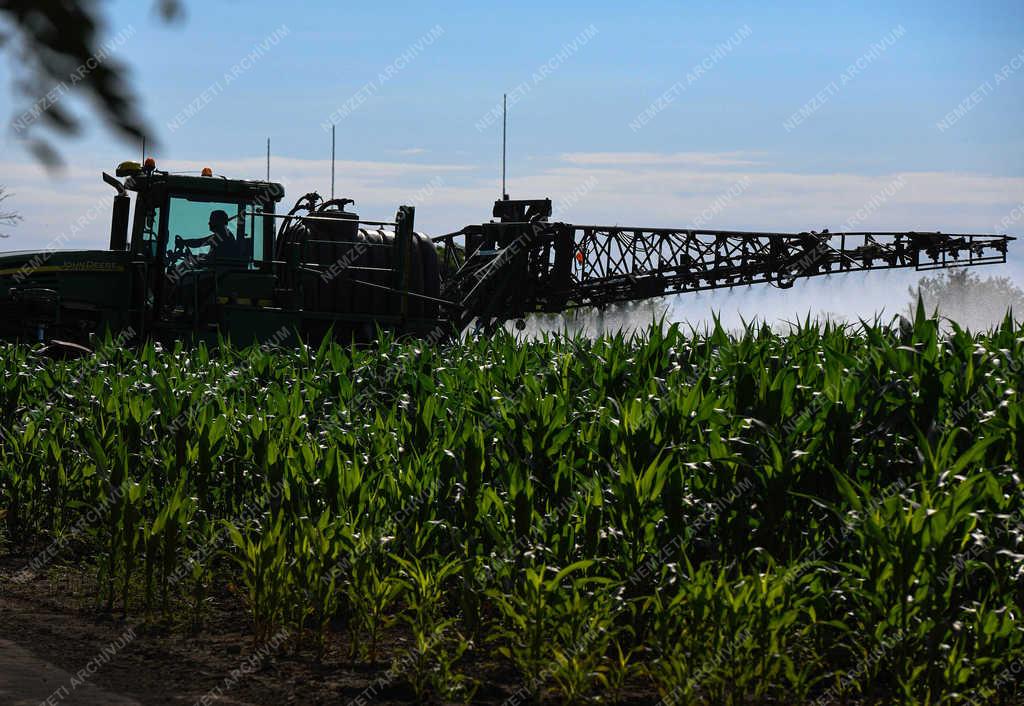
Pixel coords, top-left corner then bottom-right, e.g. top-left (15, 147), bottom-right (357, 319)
top-left (317, 198), bottom-right (355, 213)
top-left (275, 192), bottom-right (322, 259)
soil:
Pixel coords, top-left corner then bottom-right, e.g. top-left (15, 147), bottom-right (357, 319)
top-left (0, 553), bottom-right (656, 705)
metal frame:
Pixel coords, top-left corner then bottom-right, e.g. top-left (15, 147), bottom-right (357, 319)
top-left (437, 214), bottom-right (1014, 324)
top-left (566, 226), bottom-right (1011, 307)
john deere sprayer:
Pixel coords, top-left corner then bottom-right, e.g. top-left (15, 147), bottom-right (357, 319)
top-left (0, 159), bottom-right (1014, 348)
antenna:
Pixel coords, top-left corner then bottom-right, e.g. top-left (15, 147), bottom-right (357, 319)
top-left (501, 94), bottom-right (508, 200)
top-left (266, 138), bottom-right (271, 181)
top-left (331, 125), bottom-right (336, 200)
top-left (141, 136), bottom-right (146, 163)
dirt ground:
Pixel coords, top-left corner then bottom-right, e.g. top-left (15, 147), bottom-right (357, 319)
top-left (0, 637), bottom-right (142, 705)
top-left (0, 554), bottom-right (656, 705)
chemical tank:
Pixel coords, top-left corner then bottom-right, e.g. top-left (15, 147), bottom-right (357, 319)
top-left (277, 195), bottom-right (440, 322)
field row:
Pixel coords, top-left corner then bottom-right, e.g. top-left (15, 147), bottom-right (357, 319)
top-left (2, 310), bottom-right (1023, 704)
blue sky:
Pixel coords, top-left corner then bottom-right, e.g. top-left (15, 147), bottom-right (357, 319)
top-left (1, 0), bottom-right (1022, 325)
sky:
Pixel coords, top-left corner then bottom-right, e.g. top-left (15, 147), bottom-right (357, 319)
top-left (0, 0), bottom-right (1022, 327)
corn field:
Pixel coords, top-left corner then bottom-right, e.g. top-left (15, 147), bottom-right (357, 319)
top-left (2, 305), bottom-right (1023, 704)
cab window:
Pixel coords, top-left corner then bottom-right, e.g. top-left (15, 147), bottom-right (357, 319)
top-left (136, 202), bottom-right (162, 258)
top-left (168, 198), bottom-right (244, 259)
top-left (248, 203), bottom-right (267, 263)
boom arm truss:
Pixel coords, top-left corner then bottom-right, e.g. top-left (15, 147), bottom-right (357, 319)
top-left (567, 225), bottom-right (1011, 306)
top-left (435, 198), bottom-right (1014, 328)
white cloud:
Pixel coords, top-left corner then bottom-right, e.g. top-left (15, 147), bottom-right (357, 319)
top-left (5, 152), bottom-right (1022, 240)
top-left (559, 151), bottom-right (763, 167)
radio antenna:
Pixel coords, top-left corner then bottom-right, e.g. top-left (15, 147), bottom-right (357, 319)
top-left (266, 138), bottom-right (271, 181)
top-left (331, 125), bottom-right (336, 200)
top-left (501, 94), bottom-right (508, 200)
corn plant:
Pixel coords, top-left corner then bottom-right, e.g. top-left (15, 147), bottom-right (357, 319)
top-left (226, 515), bottom-right (292, 644)
top-left (1, 312), bottom-right (1022, 703)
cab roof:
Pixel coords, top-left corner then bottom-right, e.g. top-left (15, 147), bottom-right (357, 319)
top-left (124, 172), bottom-right (285, 202)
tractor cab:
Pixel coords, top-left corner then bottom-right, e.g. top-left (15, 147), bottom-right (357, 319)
top-left (113, 160), bottom-right (283, 267)
top-left (107, 159), bottom-right (286, 339)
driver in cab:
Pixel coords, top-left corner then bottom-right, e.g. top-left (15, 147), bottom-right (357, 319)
top-left (175, 209), bottom-right (236, 260)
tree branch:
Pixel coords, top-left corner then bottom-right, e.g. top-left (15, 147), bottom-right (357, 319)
top-left (0, 1), bottom-right (183, 168)
top-left (0, 186), bottom-right (21, 238)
